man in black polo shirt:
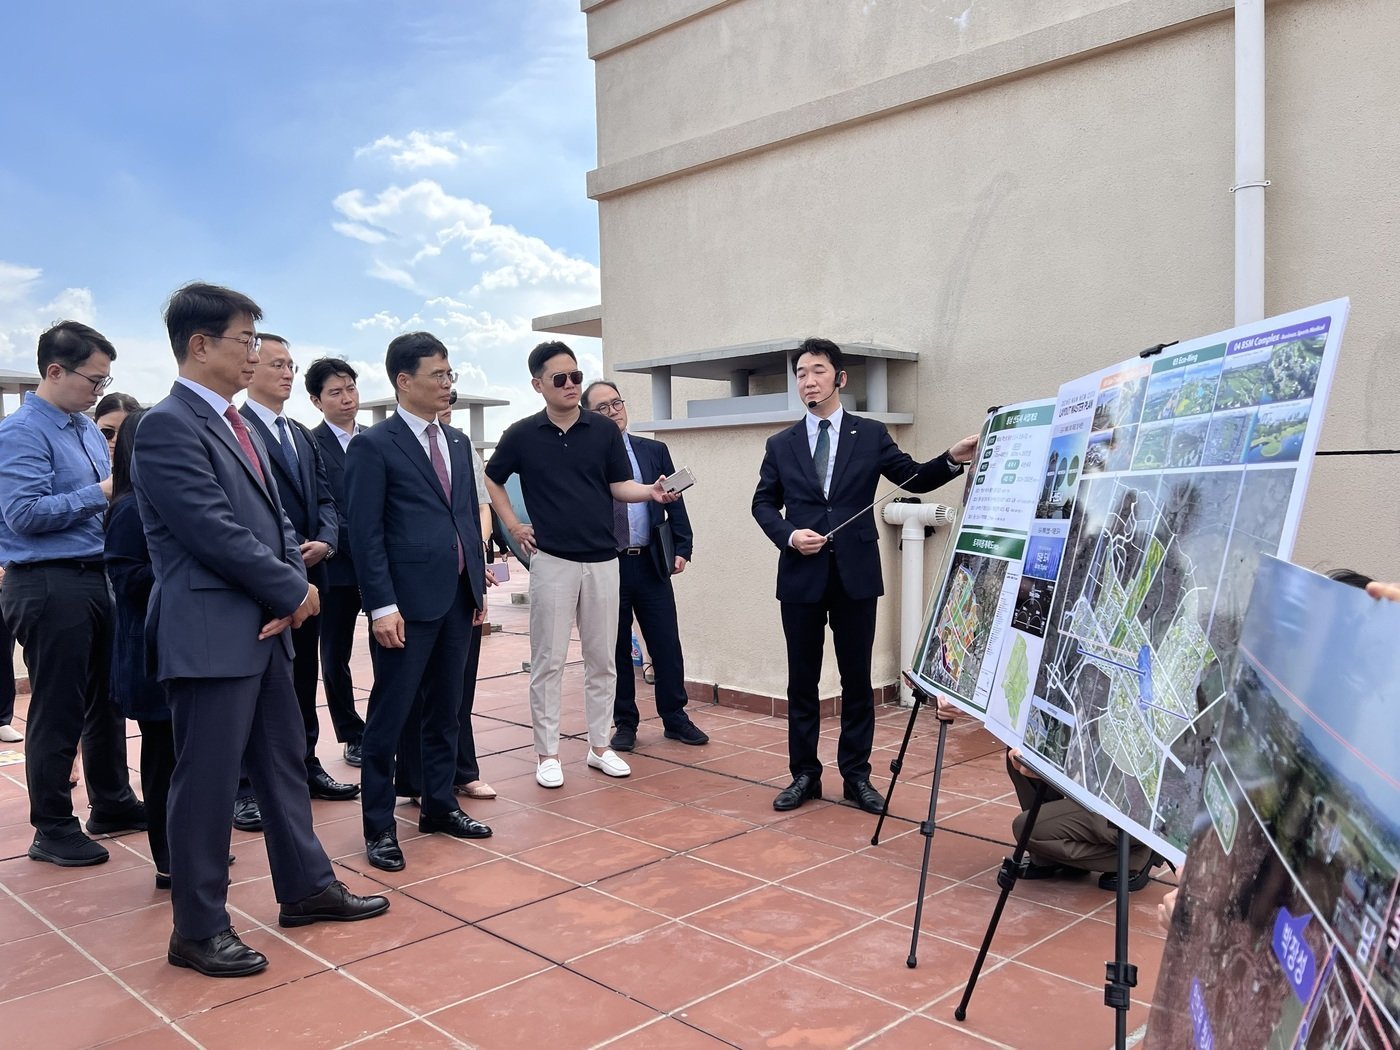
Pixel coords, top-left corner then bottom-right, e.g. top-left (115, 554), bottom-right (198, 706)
top-left (485, 341), bottom-right (677, 789)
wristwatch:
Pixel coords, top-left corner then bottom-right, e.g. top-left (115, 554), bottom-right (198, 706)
top-left (943, 451), bottom-right (966, 472)
top-left (324, 544), bottom-right (337, 560)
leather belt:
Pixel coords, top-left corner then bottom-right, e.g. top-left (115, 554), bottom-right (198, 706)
top-left (12, 558), bottom-right (106, 572)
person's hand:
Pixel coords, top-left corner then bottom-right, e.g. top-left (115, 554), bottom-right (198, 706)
top-left (509, 521), bottom-right (536, 556)
top-left (485, 564), bottom-right (500, 586)
top-left (300, 540), bottom-right (330, 567)
top-left (949, 432), bottom-right (980, 465)
top-left (0, 564), bottom-right (6, 586)
top-left (372, 610), bottom-right (406, 649)
top-left (1157, 885), bottom-right (1180, 932)
top-left (651, 477), bottom-right (679, 504)
top-left (1008, 747), bottom-right (1040, 780)
top-left (473, 590), bottom-right (487, 627)
top-left (99, 476), bottom-right (114, 500)
top-left (673, 556), bottom-right (687, 575)
top-left (290, 584), bottom-right (320, 628)
top-left (1366, 580), bottom-right (1400, 603)
top-left (258, 615), bottom-right (293, 640)
top-left (790, 528), bottom-right (828, 555)
top-left (935, 697), bottom-right (960, 722)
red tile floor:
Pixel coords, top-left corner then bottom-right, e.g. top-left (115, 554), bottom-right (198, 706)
top-left (0, 574), bottom-right (1176, 1048)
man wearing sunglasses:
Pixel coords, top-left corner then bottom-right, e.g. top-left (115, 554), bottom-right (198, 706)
top-left (485, 342), bottom-right (679, 790)
top-left (0, 321), bottom-right (145, 867)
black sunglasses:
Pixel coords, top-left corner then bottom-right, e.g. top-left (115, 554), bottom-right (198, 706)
top-left (549, 370), bottom-right (584, 388)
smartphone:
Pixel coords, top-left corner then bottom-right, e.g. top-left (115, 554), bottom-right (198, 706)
top-left (662, 466), bottom-right (696, 495)
top-left (487, 561), bottom-right (510, 584)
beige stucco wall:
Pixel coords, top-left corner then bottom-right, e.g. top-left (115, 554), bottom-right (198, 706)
top-left (586, 0), bottom-right (1400, 703)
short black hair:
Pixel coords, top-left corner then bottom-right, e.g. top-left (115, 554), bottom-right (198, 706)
top-left (163, 282), bottom-right (263, 363)
top-left (94, 391), bottom-right (141, 418)
top-left (1328, 568), bottom-right (1374, 590)
top-left (37, 321), bottom-right (116, 375)
top-left (258, 333), bottom-right (289, 349)
top-left (582, 380), bottom-right (620, 410)
top-left (385, 332), bottom-right (449, 395)
top-left (527, 340), bottom-right (575, 378)
top-left (304, 357), bottom-right (359, 399)
top-left (791, 336), bottom-right (844, 376)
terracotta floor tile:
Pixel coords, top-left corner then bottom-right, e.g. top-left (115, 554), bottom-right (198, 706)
top-left (403, 857), bottom-right (575, 921)
top-left (336, 830), bottom-right (497, 887)
top-left (275, 888), bottom-right (459, 967)
top-left (178, 968), bottom-right (412, 1048)
top-left (0, 892), bottom-right (52, 944)
top-left (686, 884), bottom-right (868, 959)
top-left (571, 920), bottom-right (775, 1011)
top-left (96, 1022), bottom-right (210, 1050)
top-left (794, 918), bottom-right (979, 1010)
top-left (857, 1013), bottom-right (1005, 1048)
top-left (0, 838), bottom-right (151, 895)
top-left (964, 862), bottom-right (1116, 915)
top-left (610, 806), bottom-right (755, 853)
top-left (19, 861), bottom-right (168, 927)
top-left (429, 965), bottom-right (658, 1049)
top-left (783, 851), bottom-right (956, 919)
top-left (599, 1016), bottom-right (738, 1048)
top-left (887, 881), bottom-right (1079, 956)
top-left (695, 747), bottom-right (789, 782)
top-left (774, 800), bottom-right (907, 851)
top-left (682, 964), bottom-right (907, 1049)
top-left (703, 721), bottom-right (791, 750)
top-left (348, 1019), bottom-right (482, 1049)
top-left (594, 854), bottom-right (763, 918)
top-left (114, 926), bottom-right (328, 1020)
top-left (925, 959), bottom-right (1151, 1048)
top-left (480, 886), bottom-right (667, 962)
top-left (0, 931), bottom-right (101, 1002)
top-left (470, 806), bottom-right (592, 855)
top-left (688, 826), bottom-right (849, 881)
top-left (623, 765), bottom-right (743, 803)
top-left (512, 828), bottom-right (671, 885)
top-left (871, 827), bottom-right (1003, 881)
top-left (0, 819), bottom-right (38, 861)
top-left (0, 974), bottom-right (161, 1050)
top-left (936, 761), bottom-right (1019, 803)
top-left (64, 901), bottom-right (174, 969)
top-left (1022, 915), bottom-right (1166, 1004)
top-left (691, 781), bottom-right (812, 826)
top-left (937, 799), bottom-right (1022, 841)
top-left (539, 783), bottom-right (677, 825)
top-left (343, 925), bottom-right (550, 1014)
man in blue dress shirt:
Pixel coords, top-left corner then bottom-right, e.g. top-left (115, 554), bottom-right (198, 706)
top-left (0, 321), bottom-right (144, 866)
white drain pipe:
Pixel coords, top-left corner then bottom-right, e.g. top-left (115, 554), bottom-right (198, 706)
top-left (882, 501), bottom-right (957, 704)
top-left (1234, 0), bottom-right (1268, 325)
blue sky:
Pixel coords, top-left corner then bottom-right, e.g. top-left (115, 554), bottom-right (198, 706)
top-left (0, 0), bottom-right (601, 433)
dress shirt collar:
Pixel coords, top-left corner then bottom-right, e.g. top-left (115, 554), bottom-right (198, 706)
top-left (396, 404), bottom-right (438, 438)
top-left (325, 419), bottom-right (356, 447)
top-left (175, 377), bottom-right (234, 418)
top-left (242, 397), bottom-right (286, 431)
top-left (23, 392), bottom-right (86, 430)
top-left (805, 404), bottom-right (844, 439)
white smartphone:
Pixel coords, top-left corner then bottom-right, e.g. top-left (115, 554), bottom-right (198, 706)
top-left (662, 465), bottom-right (696, 495)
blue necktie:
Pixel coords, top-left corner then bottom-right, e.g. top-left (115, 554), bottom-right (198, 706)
top-left (813, 419), bottom-right (831, 495)
top-left (275, 417), bottom-right (299, 475)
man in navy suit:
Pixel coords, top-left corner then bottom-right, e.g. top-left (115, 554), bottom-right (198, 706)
top-left (345, 331), bottom-right (492, 873)
top-left (582, 381), bottom-right (708, 752)
top-left (238, 336), bottom-right (359, 815)
top-left (752, 338), bottom-right (978, 814)
top-left (305, 358), bottom-right (368, 766)
top-left (134, 282), bottom-right (387, 978)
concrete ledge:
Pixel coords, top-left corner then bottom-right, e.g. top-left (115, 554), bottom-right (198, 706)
top-left (693, 679), bottom-right (900, 720)
top-left (587, 0), bottom-right (1231, 200)
top-left (583, 0), bottom-right (739, 60)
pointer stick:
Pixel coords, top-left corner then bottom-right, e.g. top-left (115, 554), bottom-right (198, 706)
top-left (824, 467), bottom-right (932, 542)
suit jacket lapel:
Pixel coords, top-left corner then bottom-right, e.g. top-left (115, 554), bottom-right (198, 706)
top-left (388, 415), bottom-right (451, 507)
top-left (446, 428), bottom-right (478, 532)
top-left (171, 384), bottom-right (276, 505)
top-left (785, 422), bottom-right (822, 495)
top-left (241, 406), bottom-right (302, 502)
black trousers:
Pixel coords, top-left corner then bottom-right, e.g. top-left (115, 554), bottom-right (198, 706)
top-left (361, 582), bottom-right (475, 836)
top-left (779, 561), bottom-right (878, 784)
top-left (166, 646), bottom-right (333, 939)
top-left (612, 551), bottom-right (688, 731)
top-left (290, 613), bottom-right (324, 774)
top-left (0, 598), bottom-right (14, 726)
top-left (319, 583), bottom-right (367, 745)
top-left (1, 563), bottom-right (136, 835)
top-left (396, 622), bottom-right (484, 794)
top-left (137, 718), bottom-right (175, 875)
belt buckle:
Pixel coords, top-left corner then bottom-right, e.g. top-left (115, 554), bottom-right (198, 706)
top-left (623, 546), bottom-right (644, 556)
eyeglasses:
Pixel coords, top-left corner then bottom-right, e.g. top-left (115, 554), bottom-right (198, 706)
top-left (204, 333), bottom-right (263, 353)
top-left (422, 368), bottom-right (458, 386)
top-left (592, 398), bottom-right (626, 414)
top-left (268, 361), bottom-right (300, 376)
top-left (549, 370), bottom-right (584, 388)
top-left (65, 367), bottom-right (114, 392)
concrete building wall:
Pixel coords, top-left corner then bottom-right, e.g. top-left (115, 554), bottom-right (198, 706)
top-left (584, 0), bottom-right (1400, 705)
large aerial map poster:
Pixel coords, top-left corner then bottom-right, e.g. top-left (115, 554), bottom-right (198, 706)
top-left (1018, 300), bottom-right (1348, 862)
top-left (910, 400), bottom-right (1054, 714)
top-left (1147, 558), bottom-right (1400, 1049)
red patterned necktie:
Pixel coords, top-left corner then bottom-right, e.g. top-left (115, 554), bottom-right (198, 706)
top-left (223, 406), bottom-right (266, 485)
top-left (426, 424), bottom-right (465, 573)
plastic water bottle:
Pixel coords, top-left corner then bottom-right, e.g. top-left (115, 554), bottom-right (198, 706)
top-left (631, 632), bottom-right (643, 667)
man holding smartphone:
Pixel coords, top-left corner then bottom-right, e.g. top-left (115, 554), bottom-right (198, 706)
top-left (582, 381), bottom-right (707, 751)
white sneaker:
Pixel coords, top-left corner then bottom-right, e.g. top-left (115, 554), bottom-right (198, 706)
top-left (535, 758), bottom-right (564, 789)
top-left (586, 749), bottom-right (631, 778)
top-left (0, 724), bottom-right (21, 743)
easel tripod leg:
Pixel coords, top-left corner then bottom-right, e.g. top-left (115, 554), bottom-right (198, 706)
top-left (953, 780), bottom-right (1048, 1021)
top-left (905, 714), bottom-right (951, 967)
top-left (1104, 828), bottom-right (1136, 1050)
top-left (872, 687), bottom-right (925, 847)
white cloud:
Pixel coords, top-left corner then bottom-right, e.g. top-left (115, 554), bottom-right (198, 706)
top-left (354, 130), bottom-right (494, 170)
top-left (0, 262), bottom-right (98, 369)
top-left (331, 221), bottom-right (388, 244)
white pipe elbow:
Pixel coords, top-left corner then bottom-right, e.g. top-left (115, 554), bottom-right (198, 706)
top-left (881, 502), bottom-right (956, 530)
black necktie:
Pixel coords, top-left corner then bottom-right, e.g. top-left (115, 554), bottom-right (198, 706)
top-left (813, 419), bottom-right (831, 495)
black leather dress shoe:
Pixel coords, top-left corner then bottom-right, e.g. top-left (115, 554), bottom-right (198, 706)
top-left (366, 829), bottom-right (405, 872)
top-left (1099, 852), bottom-right (1163, 892)
top-left (233, 796), bottom-right (263, 832)
top-left (842, 779), bottom-right (886, 815)
top-left (773, 774), bottom-right (822, 812)
top-left (308, 769), bottom-right (361, 801)
top-left (343, 742), bottom-right (363, 767)
top-left (663, 719), bottom-right (710, 746)
top-left (86, 801), bottom-right (149, 836)
top-left (168, 927), bottom-right (267, 978)
top-left (279, 879), bottom-right (391, 928)
top-left (609, 726), bottom-right (636, 752)
top-left (418, 808), bottom-right (493, 839)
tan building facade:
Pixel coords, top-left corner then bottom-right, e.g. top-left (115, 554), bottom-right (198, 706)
top-left (576, 0), bottom-right (1400, 708)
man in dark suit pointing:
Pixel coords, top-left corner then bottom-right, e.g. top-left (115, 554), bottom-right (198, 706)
top-left (752, 338), bottom-right (978, 814)
top-left (346, 332), bottom-right (492, 873)
top-left (134, 283), bottom-right (387, 978)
